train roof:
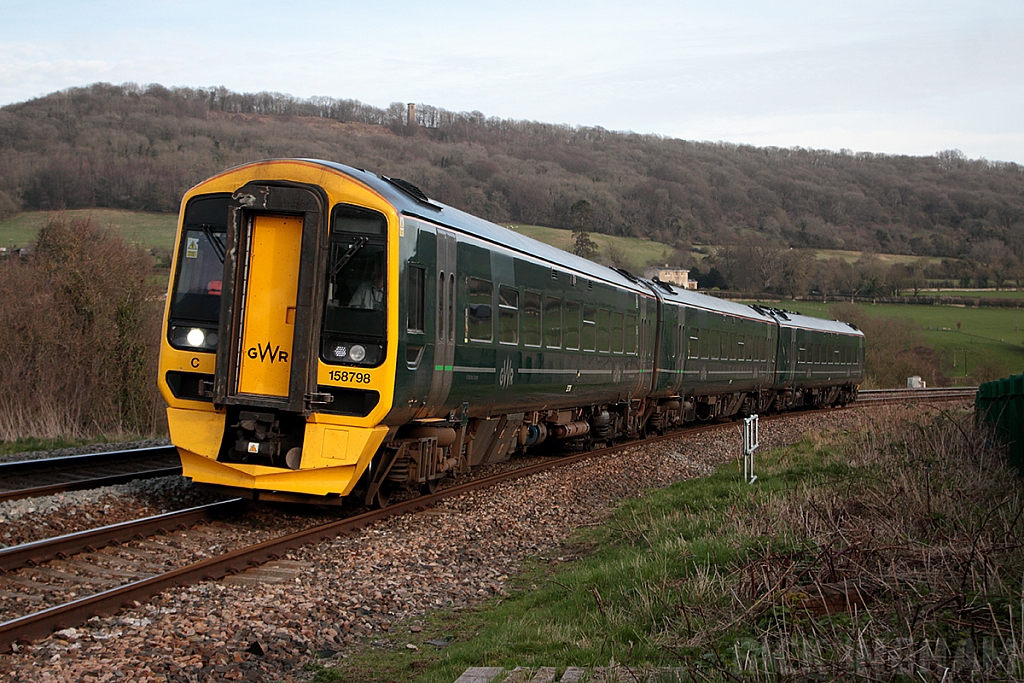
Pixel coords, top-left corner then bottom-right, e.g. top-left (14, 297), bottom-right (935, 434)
top-left (309, 160), bottom-right (649, 295)
top-left (647, 280), bottom-right (777, 323)
top-left (753, 306), bottom-right (864, 337)
top-left (265, 160), bottom-right (861, 338)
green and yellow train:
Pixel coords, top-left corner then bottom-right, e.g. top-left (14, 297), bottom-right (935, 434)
top-left (158, 159), bottom-right (864, 505)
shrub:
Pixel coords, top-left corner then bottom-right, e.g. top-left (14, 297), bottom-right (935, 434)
top-left (0, 215), bottom-right (164, 440)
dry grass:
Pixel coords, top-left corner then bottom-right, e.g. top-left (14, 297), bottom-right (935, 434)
top-left (693, 408), bottom-right (1024, 681)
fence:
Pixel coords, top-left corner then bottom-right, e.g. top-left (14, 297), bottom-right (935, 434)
top-left (975, 374), bottom-right (1024, 474)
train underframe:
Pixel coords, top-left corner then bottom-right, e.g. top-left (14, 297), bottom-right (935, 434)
top-left (198, 382), bottom-right (858, 506)
top-left (352, 382), bottom-right (859, 507)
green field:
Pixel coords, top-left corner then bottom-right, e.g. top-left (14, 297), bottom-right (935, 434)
top-left (755, 298), bottom-right (1024, 382)
top-left (0, 209), bottom-right (178, 251)
top-left (902, 288), bottom-right (1024, 300)
top-left (808, 248), bottom-right (943, 266)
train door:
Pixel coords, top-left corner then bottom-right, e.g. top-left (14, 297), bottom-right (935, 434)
top-left (670, 304), bottom-right (685, 395)
top-left (421, 229), bottom-right (456, 416)
top-left (236, 215), bottom-right (302, 397)
top-left (215, 184), bottom-right (325, 414)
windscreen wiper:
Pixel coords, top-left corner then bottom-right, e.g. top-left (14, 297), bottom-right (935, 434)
top-left (330, 236), bottom-right (368, 279)
top-left (202, 224), bottom-right (226, 263)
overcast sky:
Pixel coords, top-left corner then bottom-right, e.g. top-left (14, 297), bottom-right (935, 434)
top-left (2, 0), bottom-right (1022, 163)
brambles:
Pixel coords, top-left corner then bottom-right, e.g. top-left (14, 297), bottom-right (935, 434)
top-left (0, 215), bottom-right (163, 440)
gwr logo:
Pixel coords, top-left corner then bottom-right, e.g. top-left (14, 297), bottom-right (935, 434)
top-left (498, 357), bottom-right (515, 389)
top-left (247, 342), bottom-right (289, 364)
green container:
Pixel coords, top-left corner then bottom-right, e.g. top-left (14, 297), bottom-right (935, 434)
top-left (976, 373), bottom-right (1024, 474)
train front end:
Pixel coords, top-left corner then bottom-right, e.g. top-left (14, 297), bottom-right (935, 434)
top-left (158, 160), bottom-right (398, 503)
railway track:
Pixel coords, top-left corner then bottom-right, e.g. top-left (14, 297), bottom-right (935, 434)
top-left (0, 391), bottom-right (974, 653)
top-left (0, 420), bottom-right (746, 652)
top-left (0, 446), bottom-right (181, 503)
top-left (858, 386), bottom-right (977, 403)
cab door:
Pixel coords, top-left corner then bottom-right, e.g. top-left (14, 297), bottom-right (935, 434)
top-left (214, 183), bottom-right (326, 413)
top-left (236, 214), bottom-right (302, 397)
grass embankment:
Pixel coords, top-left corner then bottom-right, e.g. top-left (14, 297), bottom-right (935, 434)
top-left (505, 225), bottom-right (676, 273)
top-left (314, 408), bottom-right (1024, 682)
top-left (0, 209), bottom-right (177, 251)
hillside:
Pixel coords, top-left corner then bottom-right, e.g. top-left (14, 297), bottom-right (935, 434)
top-left (2, 83), bottom-right (1023, 294)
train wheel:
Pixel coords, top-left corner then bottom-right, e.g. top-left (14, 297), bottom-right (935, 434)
top-left (372, 487), bottom-right (391, 509)
top-left (421, 478), bottom-right (440, 495)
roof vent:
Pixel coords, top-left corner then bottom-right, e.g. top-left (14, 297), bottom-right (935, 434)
top-left (652, 277), bottom-right (675, 294)
top-left (382, 176), bottom-right (436, 207)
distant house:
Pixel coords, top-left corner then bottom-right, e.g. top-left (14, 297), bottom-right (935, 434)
top-left (644, 266), bottom-right (698, 290)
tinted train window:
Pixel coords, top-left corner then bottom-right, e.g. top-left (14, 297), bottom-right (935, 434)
top-left (168, 195), bottom-right (229, 325)
top-left (582, 306), bottom-right (597, 351)
top-left (322, 205), bottom-right (388, 365)
top-left (564, 302), bottom-right (581, 350)
top-left (468, 277), bottom-right (493, 342)
top-left (611, 312), bottom-right (624, 354)
top-left (597, 309), bottom-right (611, 352)
top-left (523, 291), bottom-right (541, 346)
top-left (407, 266), bottom-right (425, 333)
top-left (625, 314), bottom-right (637, 355)
top-left (544, 296), bottom-right (562, 348)
top-left (498, 285), bottom-right (519, 344)
top-left (688, 331), bottom-right (699, 359)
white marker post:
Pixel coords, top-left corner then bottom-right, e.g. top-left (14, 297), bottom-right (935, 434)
top-left (743, 414), bottom-right (759, 485)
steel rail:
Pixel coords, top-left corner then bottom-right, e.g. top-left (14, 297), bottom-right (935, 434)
top-left (0, 499), bottom-right (245, 573)
top-left (0, 426), bottom-right (726, 653)
top-left (858, 387), bottom-right (977, 403)
top-left (0, 446), bottom-right (181, 503)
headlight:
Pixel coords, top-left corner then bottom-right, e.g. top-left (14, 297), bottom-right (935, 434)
top-left (324, 340), bottom-right (382, 366)
top-left (170, 325), bottom-right (218, 351)
top-left (186, 328), bottom-right (206, 347)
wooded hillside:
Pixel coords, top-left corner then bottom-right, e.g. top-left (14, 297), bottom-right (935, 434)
top-left (2, 83), bottom-right (1022, 267)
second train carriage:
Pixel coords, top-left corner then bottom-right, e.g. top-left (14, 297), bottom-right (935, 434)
top-left (158, 158), bottom-right (865, 505)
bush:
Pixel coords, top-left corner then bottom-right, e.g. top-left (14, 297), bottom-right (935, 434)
top-left (0, 216), bottom-right (164, 440)
top-left (829, 302), bottom-right (944, 388)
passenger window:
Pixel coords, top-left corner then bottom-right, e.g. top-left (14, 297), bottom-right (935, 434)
top-left (688, 330), bottom-right (699, 359)
top-left (710, 330), bottom-right (720, 359)
top-left (498, 285), bottom-right (519, 344)
top-left (407, 266), bottom-right (425, 333)
top-left (597, 309), bottom-right (611, 352)
top-left (564, 302), bottom-right (581, 350)
top-left (625, 314), bottom-right (637, 355)
top-left (699, 328), bottom-right (708, 358)
top-left (729, 333), bottom-right (737, 360)
top-left (544, 296), bottom-right (562, 348)
top-left (582, 306), bottom-right (597, 351)
top-left (522, 290), bottom-right (541, 346)
top-left (611, 312), bottom-right (624, 353)
top-left (467, 277), bottom-right (493, 342)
